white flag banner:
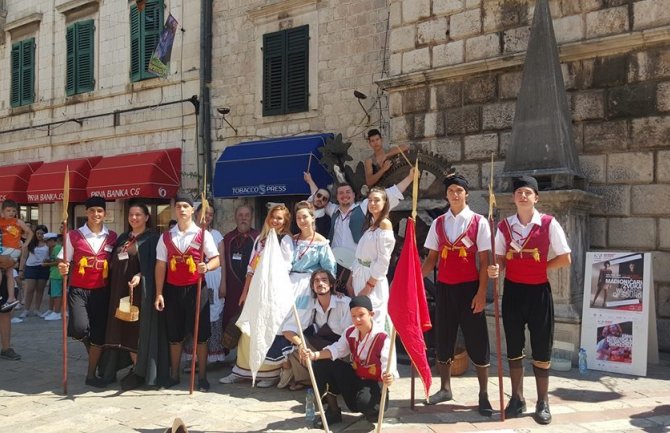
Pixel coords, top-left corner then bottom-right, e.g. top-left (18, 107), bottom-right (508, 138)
top-left (236, 229), bottom-right (292, 384)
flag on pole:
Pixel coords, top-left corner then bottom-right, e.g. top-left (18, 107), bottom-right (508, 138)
top-left (388, 218), bottom-right (432, 399)
top-left (236, 229), bottom-right (292, 385)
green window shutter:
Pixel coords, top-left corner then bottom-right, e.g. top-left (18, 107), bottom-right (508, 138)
top-left (285, 25), bottom-right (308, 114)
top-left (130, 4), bottom-right (141, 81)
top-left (10, 43), bottom-right (21, 106)
top-left (76, 20), bottom-right (95, 93)
top-left (142, 0), bottom-right (163, 79)
top-left (262, 31), bottom-right (285, 116)
top-left (66, 25), bottom-right (75, 95)
top-left (21, 39), bottom-right (35, 105)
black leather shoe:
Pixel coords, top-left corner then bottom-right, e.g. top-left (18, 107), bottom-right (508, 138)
top-left (198, 377), bottom-right (211, 392)
top-left (85, 376), bottom-right (108, 388)
top-left (504, 396), bottom-right (527, 418)
top-left (478, 394), bottom-right (493, 417)
top-left (313, 407), bottom-right (342, 428)
top-left (426, 388), bottom-right (453, 405)
top-left (534, 400), bottom-right (552, 424)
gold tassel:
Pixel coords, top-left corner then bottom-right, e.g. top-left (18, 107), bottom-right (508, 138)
top-left (441, 246), bottom-right (448, 259)
top-left (532, 248), bottom-right (540, 262)
top-left (103, 260), bottom-right (108, 279)
top-left (78, 257), bottom-right (88, 275)
top-left (170, 256), bottom-right (177, 272)
top-left (459, 246), bottom-right (467, 258)
top-left (506, 250), bottom-right (513, 261)
top-left (186, 256), bottom-right (196, 274)
top-left (368, 365), bottom-right (377, 376)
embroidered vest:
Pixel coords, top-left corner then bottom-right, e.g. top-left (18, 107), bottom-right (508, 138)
top-left (164, 231), bottom-right (203, 286)
top-left (500, 214), bottom-right (553, 285)
top-left (329, 205), bottom-right (366, 244)
top-left (0, 218), bottom-right (22, 249)
top-left (435, 213), bottom-right (481, 284)
top-left (69, 229), bottom-right (117, 289)
top-left (346, 327), bottom-right (386, 382)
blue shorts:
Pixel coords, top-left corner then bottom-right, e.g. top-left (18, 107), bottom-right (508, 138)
top-left (25, 265), bottom-right (50, 281)
top-left (49, 279), bottom-right (63, 297)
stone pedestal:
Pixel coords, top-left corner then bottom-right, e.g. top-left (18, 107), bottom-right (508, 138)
top-left (486, 189), bottom-right (601, 362)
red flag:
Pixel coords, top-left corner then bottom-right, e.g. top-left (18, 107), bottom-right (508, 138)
top-left (388, 218), bottom-right (432, 399)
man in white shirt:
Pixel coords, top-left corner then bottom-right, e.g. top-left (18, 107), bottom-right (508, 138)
top-left (154, 196), bottom-right (220, 392)
top-left (58, 196), bottom-right (117, 388)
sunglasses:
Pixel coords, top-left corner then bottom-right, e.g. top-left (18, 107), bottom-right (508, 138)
top-left (315, 192), bottom-right (329, 200)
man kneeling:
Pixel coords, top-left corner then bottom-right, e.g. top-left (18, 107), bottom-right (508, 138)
top-left (301, 295), bottom-right (395, 427)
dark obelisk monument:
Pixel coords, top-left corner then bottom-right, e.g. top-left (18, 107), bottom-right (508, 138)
top-left (494, 0), bottom-right (600, 356)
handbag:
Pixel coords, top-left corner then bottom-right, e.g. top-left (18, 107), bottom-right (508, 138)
top-left (222, 311), bottom-right (242, 350)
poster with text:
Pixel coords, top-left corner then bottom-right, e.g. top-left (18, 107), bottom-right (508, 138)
top-left (581, 252), bottom-right (653, 376)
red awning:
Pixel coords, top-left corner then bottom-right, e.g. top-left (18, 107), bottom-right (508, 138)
top-left (0, 162), bottom-right (43, 203)
top-left (27, 157), bottom-right (102, 203)
top-left (86, 148), bottom-right (181, 200)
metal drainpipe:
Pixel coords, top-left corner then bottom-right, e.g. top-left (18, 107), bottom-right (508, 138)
top-left (199, 0), bottom-right (213, 193)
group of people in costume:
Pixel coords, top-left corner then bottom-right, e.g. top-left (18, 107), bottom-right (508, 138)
top-left (1, 128), bottom-right (572, 428)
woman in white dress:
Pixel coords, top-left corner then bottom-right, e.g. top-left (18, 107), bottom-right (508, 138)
top-left (348, 187), bottom-right (395, 330)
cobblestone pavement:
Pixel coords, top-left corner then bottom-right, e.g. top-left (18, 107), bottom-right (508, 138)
top-left (1, 312), bottom-right (669, 433)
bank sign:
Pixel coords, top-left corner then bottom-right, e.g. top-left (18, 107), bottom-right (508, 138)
top-left (88, 186), bottom-right (169, 200)
top-left (231, 184), bottom-right (288, 196)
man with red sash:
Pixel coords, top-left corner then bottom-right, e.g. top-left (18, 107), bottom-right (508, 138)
top-left (301, 295), bottom-right (395, 427)
top-left (488, 176), bottom-right (571, 425)
top-left (58, 196), bottom-right (117, 388)
top-left (154, 196), bottom-right (220, 391)
top-left (421, 174), bottom-right (493, 414)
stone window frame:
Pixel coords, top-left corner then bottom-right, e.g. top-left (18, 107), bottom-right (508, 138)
top-left (248, 0), bottom-right (320, 123)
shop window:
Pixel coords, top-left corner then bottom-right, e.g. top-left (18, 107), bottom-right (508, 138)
top-left (10, 38), bottom-right (35, 107)
top-left (262, 25), bottom-right (309, 116)
top-left (66, 20), bottom-right (95, 96)
top-left (130, 0), bottom-right (163, 82)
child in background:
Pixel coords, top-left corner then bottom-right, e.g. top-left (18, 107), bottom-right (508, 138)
top-left (43, 233), bottom-right (63, 321)
top-left (0, 200), bottom-right (33, 312)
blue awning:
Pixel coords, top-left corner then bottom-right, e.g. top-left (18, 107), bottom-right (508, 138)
top-left (213, 133), bottom-right (334, 198)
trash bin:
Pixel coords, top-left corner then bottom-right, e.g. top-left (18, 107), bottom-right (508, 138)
top-left (550, 340), bottom-right (574, 372)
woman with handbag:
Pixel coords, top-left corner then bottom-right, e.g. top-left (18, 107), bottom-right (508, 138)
top-left (282, 269), bottom-right (350, 390)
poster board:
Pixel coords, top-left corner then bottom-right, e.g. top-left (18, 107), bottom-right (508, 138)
top-left (580, 252), bottom-right (658, 376)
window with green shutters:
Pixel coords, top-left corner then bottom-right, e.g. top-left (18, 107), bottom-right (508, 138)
top-left (262, 25), bottom-right (309, 116)
top-left (10, 38), bottom-right (35, 107)
top-left (130, 0), bottom-right (163, 82)
top-left (66, 20), bottom-right (95, 96)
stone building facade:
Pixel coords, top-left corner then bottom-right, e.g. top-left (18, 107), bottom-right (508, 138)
top-left (381, 0), bottom-right (670, 349)
top-left (0, 0), bottom-right (201, 233)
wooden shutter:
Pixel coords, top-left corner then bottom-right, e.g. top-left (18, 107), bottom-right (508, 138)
top-left (10, 43), bottom-right (21, 106)
top-left (262, 31), bottom-right (285, 116)
top-left (285, 25), bottom-right (309, 113)
top-left (66, 25), bottom-right (75, 95)
top-left (142, 0), bottom-right (162, 78)
top-left (21, 39), bottom-right (35, 105)
top-left (130, 4), bottom-right (141, 81)
top-left (76, 20), bottom-right (95, 93)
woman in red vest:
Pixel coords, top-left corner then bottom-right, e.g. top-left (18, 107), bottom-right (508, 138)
top-left (488, 176), bottom-right (572, 425)
top-left (301, 295), bottom-right (395, 427)
top-left (58, 196), bottom-right (118, 388)
top-left (154, 196), bottom-right (220, 392)
top-left (421, 174), bottom-right (493, 415)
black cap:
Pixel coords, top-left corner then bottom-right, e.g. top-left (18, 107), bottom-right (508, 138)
top-left (512, 176), bottom-right (539, 194)
top-left (349, 295), bottom-right (373, 312)
top-left (443, 174), bottom-right (469, 192)
top-left (85, 196), bottom-right (106, 210)
top-left (174, 195), bottom-right (194, 207)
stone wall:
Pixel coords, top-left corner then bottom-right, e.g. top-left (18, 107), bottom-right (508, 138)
top-left (210, 0), bottom-right (391, 230)
top-left (0, 0), bottom-right (201, 233)
top-left (383, 0), bottom-right (670, 350)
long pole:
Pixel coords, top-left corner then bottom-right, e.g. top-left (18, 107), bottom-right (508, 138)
top-left (61, 166), bottom-right (70, 395)
top-left (291, 304), bottom-right (330, 433)
top-left (487, 153), bottom-right (505, 422)
top-left (190, 206), bottom-right (209, 394)
top-left (375, 326), bottom-right (396, 433)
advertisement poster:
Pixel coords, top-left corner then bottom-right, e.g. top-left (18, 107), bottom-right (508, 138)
top-left (148, 15), bottom-right (178, 78)
top-left (580, 252), bottom-right (657, 377)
